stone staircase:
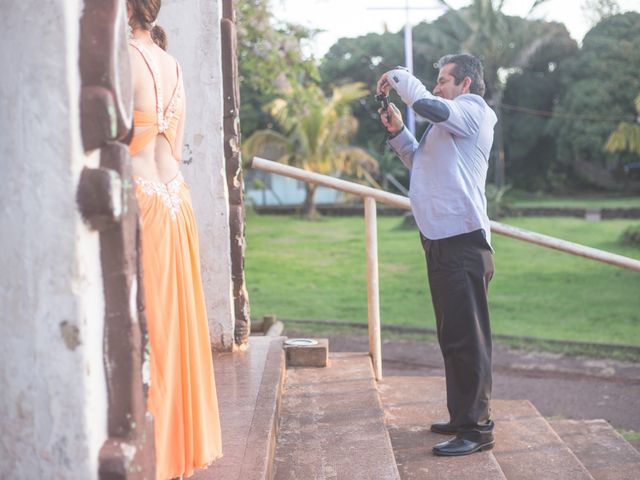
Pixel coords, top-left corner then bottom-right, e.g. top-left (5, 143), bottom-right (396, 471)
top-left (195, 339), bottom-right (640, 479)
top-left (273, 353), bottom-right (400, 479)
top-left (192, 336), bottom-right (286, 480)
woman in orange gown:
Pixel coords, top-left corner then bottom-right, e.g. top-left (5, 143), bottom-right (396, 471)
top-left (126, 1), bottom-right (223, 478)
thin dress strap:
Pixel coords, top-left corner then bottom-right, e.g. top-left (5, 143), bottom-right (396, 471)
top-left (163, 61), bottom-right (182, 131)
top-left (129, 40), bottom-right (182, 131)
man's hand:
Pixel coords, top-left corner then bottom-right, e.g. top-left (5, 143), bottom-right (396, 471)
top-left (376, 72), bottom-right (393, 97)
top-left (379, 102), bottom-right (404, 135)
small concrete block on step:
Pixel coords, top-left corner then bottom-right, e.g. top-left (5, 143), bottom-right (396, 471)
top-left (284, 338), bottom-right (328, 367)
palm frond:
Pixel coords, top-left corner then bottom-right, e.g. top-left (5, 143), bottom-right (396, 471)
top-left (243, 129), bottom-right (292, 160)
top-left (604, 93), bottom-right (640, 154)
top-left (335, 147), bottom-right (380, 176)
top-left (605, 123), bottom-right (640, 154)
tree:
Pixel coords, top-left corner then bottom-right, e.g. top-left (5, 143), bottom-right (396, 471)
top-left (501, 24), bottom-right (578, 191)
top-left (319, 13), bottom-right (468, 149)
top-left (434, 0), bottom-right (568, 186)
top-left (243, 83), bottom-right (379, 217)
top-left (549, 12), bottom-right (640, 190)
top-left (582, 0), bottom-right (621, 26)
top-left (605, 93), bottom-right (640, 155)
top-left (236, 0), bottom-right (319, 138)
top-left (320, 32), bottom-right (406, 148)
top-left (320, 2), bottom-right (573, 189)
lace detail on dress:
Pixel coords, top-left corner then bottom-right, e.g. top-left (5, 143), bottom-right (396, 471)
top-left (135, 173), bottom-right (184, 219)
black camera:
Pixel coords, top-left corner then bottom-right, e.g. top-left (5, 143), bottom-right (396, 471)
top-left (375, 92), bottom-right (389, 110)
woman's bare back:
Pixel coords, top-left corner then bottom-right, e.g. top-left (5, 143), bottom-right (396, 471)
top-left (129, 39), bottom-right (185, 183)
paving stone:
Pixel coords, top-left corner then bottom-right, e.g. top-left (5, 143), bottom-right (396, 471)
top-left (549, 419), bottom-right (640, 480)
top-left (274, 353), bottom-right (400, 480)
top-left (378, 376), bottom-right (506, 480)
top-left (192, 336), bottom-right (285, 480)
top-left (492, 399), bottom-right (593, 480)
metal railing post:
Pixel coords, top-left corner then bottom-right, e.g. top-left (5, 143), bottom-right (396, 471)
top-left (364, 197), bottom-right (382, 380)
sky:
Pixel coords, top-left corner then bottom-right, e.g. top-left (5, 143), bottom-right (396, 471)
top-left (271, 0), bottom-right (640, 58)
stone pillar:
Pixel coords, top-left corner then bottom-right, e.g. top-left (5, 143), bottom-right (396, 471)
top-left (160, 0), bottom-right (236, 351)
top-left (0, 1), bottom-right (107, 478)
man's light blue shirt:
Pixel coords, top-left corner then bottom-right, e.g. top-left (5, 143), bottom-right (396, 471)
top-left (387, 68), bottom-right (497, 245)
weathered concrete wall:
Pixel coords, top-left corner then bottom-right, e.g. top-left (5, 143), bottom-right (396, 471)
top-left (160, 0), bottom-right (236, 351)
top-left (0, 1), bottom-right (107, 479)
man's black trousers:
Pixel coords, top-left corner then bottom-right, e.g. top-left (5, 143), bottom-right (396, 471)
top-left (421, 229), bottom-right (494, 431)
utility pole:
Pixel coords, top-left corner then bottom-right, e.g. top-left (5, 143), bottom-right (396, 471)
top-left (368, 2), bottom-right (445, 135)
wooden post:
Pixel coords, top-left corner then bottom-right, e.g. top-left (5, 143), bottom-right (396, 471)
top-left (78, 1), bottom-right (155, 476)
top-left (364, 197), bottom-right (382, 381)
top-left (221, 0), bottom-right (251, 348)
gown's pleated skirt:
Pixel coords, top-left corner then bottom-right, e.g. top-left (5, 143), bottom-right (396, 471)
top-left (135, 172), bottom-right (222, 479)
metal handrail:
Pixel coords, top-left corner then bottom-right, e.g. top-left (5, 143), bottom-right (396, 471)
top-left (249, 156), bottom-right (640, 379)
top-left (251, 157), bottom-right (640, 272)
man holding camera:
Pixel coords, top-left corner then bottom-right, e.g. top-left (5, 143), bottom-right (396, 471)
top-left (377, 54), bottom-right (497, 456)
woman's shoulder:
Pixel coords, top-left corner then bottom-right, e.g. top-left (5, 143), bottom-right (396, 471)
top-left (128, 41), bottom-right (183, 90)
top-left (128, 40), bottom-right (176, 60)
top-left (153, 44), bottom-right (179, 65)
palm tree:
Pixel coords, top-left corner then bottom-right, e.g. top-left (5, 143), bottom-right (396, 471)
top-left (244, 82), bottom-right (378, 218)
top-left (434, 0), bottom-right (558, 186)
top-left (605, 93), bottom-right (640, 155)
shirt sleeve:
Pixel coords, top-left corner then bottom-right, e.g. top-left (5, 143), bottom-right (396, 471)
top-left (387, 68), bottom-right (484, 138)
top-left (387, 126), bottom-right (418, 170)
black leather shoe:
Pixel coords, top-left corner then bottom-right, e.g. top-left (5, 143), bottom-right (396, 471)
top-left (432, 435), bottom-right (494, 456)
top-left (430, 421), bottom-right (458, 435)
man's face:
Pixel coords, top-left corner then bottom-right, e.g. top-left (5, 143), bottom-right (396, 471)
top-left (433, 64), bottom-right (468, 100)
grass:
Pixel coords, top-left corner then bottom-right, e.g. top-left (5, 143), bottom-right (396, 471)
top-left (618, 429), bottom-right (640, 443)
top-left (282, 321), bottom-right (640, 362)
top-left (245, 214), bottom-right (640, 346)
top-left (507, 194), bottom-right (640, 209)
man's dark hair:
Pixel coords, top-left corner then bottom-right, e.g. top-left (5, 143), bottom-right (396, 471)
top-left (435, 54), bottom-right (486, 97)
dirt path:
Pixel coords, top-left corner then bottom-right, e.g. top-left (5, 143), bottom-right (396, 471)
top-left (286, 330), bottom-right (640, 451)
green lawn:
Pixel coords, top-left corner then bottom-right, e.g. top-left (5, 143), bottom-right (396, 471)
top-left (508, 195), bottom-right (640, 209)
top-left (245, 214), bottom-right (640, 346)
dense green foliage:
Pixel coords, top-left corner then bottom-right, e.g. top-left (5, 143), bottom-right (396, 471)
top-left (245, 214), bottom-right (640, 345)
top-left (319, 5), bottom-right (580, 189)
top-left (237, 2), bottom-right (640, 193)
top-left (549, 12), bottom-right (640, 189)
top-left (501, 22), bottom-right (578, 190)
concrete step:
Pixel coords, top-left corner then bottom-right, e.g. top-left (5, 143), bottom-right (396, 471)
top-left (549, 419), bottom-right (640, 480)
top-left (273, 353), bottom-right (400, 480)
top-left (378, 376), bottom-right (506, 479)
top-left (193, 336), bottom-right (286, 480)
top-left (492, 400), bottom-right (594, 480)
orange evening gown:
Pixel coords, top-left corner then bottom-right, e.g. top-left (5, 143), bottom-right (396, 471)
top-left (129, 40), bottom-right (222, 480)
